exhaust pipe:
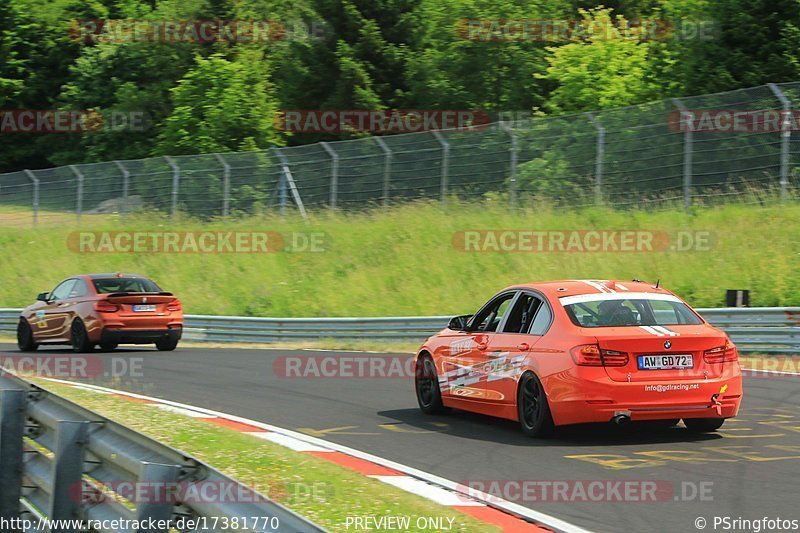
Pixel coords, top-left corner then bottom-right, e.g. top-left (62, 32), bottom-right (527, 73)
top-left (612, 414), bottom-right (631, 426)
top-left (612, 411), bottom-right (632, 426)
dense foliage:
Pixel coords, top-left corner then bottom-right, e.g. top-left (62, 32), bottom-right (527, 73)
top-left (2, 0), bottom-right (800, 171)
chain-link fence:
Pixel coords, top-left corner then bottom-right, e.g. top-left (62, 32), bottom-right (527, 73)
top-left (2, 82), bottom-right (800, 226)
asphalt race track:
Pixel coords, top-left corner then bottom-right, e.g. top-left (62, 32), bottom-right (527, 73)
top-left (3, 344), bottom-right (799, 532)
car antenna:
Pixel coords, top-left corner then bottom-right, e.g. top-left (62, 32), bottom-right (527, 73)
top-left (654, 279), bottom-right (660, 289)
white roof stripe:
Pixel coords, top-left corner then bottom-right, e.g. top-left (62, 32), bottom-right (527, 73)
top-left (559, 292), bottom-right (682, 306)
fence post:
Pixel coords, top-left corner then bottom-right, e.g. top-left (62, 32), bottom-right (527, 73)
top-left (113, 161), bottom-right (130, 219)
top-left (768, 83), bottom-right (791, 202)
top-left (24, 170), bottom-right (39, 228)
top-left (500, 123), bottom-right (518, 209)
top-left (320, 142), bottom-right (339, 209)
top-left (164, 156), bottom-right (180, 221)
top-left (68, 165), bottom-right (84, 223)
top-left (432, 131), bottom-right (450, 202)
top-left (672, 98), bottom-right (693, 210)
top-left (374, 137), bottom-right (392, 206)
top-left (271, 147), bottom-right (289, 216)
top-left (0, 389), bottom-right (26, 517)
top-left (272, 148), bottom-right (308, 220)
top-left (214, 153), bottom-right (231, 218)
top-left (586, 114), bottom-right (605, 205)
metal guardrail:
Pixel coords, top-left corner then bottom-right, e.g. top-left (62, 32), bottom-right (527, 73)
top-left (0, 371), bottom-right (324, 532)
top-left (0, 307), bottom-right (798, 353)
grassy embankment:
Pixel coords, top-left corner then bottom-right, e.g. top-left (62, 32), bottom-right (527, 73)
top-left (1, 200), bottom-right (797, 318)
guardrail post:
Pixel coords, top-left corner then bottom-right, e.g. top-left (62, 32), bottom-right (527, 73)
top-left (136, 462), bottom-right (182, 524)
top-left (432, 131), bottom-right (450, 202)
top-left (24, 170), bottom-right (39, 228)
top-left (586, 114), bottom-right (605, 205)
top-left (374, 137), bottom-right (392, 206)
top-left (69, 165), bottom-right (84, 224)
top-left (768, 83), bottom-right (791, 202)
top-left (214, 153), bottom-right (231, 218)
top-left (113, 160), bottom-right (131, 219)
top-left (0, 389), bottom-right (26, 517)
top-left (49, 420), bottom-right (89, 528)
top-left (164, 156), bottom-right (180, 222)
top-left (320, 142), bottom-right (339, 210)
top-left (500, 123), bottom-right (518, 210)
top-left (672, 98), bottom-right (693, 210)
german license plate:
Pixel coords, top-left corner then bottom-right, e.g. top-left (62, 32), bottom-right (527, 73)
top-left (133, 304), bottom-right (157, 312)
top-left (637, 354), bottom-right (693, 370)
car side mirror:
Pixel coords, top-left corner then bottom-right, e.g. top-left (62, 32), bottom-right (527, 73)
top-left (36, 292), bottom-right (49, 302)
top-left (448, 314), bottom-right (472, 331)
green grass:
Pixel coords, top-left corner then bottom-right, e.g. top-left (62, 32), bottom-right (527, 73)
top-left (30, 379), bottom-right (497, 532)
top-left (1, 200), bottom-right (798, 316)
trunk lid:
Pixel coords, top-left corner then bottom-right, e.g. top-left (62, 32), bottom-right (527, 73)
top-left (588, 325), bottom-right (728, 382)
top-left (104, 293), bottom-right (177, 315)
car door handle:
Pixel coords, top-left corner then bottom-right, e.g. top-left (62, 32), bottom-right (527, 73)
top-left (517, 343), bottom-right (530, 351)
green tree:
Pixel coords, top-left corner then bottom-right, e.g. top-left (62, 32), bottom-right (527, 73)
top-left (156, 52), bottom-right (281, 154)
top-left (540, 8), bottom-right (665, 113)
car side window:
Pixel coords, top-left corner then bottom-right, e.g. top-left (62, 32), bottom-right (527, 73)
top-left (49, 279), bottom-right (77, 301)
top-left (529, 300), bottom-right (553, 335)
top-left (503, 294), bottom-right (542, 333)
top-left (68, 279), bottom-right (89, 298)
top-left (472, 293), bottom-right (516, 332)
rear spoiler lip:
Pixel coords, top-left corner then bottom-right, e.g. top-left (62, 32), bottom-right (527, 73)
top-left (104, 291), bottom-right (174, 297)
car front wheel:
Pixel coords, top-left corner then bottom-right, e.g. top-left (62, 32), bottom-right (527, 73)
top-left (17, 319), bottom-right (38, 352)
top-left (517, 372), bottom-right (554, 437)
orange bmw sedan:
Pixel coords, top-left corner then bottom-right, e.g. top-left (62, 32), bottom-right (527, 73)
top-left (17, 273), bottom-right (183, 352)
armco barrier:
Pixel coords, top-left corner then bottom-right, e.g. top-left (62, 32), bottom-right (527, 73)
top-left (0, 307), bottom-right (798, 353)
top-left (0, 371), bottom-right (324, 532)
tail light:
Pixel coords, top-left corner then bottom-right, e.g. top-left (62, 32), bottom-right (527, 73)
top-left (570, 344), bottom-right (629, 367)
top-left (95, 300), bottom-right (119, 313)
top-left (167, 299), bottom-right (182, 313)
top-left (703, 339), bottom-right (738, 363)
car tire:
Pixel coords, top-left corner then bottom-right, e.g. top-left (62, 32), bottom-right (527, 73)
top-left (517, 372), bottom-right (554, 438)
top-left (415, 354), bottom-right (446, 414)
top-left (155, 337), bottom-right (179, 351)
top-left (70, 319), bottom-right (94, 353)
top-left (683, 418), bottom-right (725, 432)
top-left (99, 342), bottom-right (118, 352)
top-left (17, 319), bottom-right (38, 352)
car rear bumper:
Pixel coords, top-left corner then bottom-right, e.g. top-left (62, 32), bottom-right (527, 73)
top-left (100, 326), bottom-right (182, 345)
top-left (545, 370), bottom-right (743, 425)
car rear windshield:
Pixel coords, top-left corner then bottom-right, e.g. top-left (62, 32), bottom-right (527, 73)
top-left (92, 277), bottom-right (161, 294)
top-left (561, 293), bottom-right (703, 328)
